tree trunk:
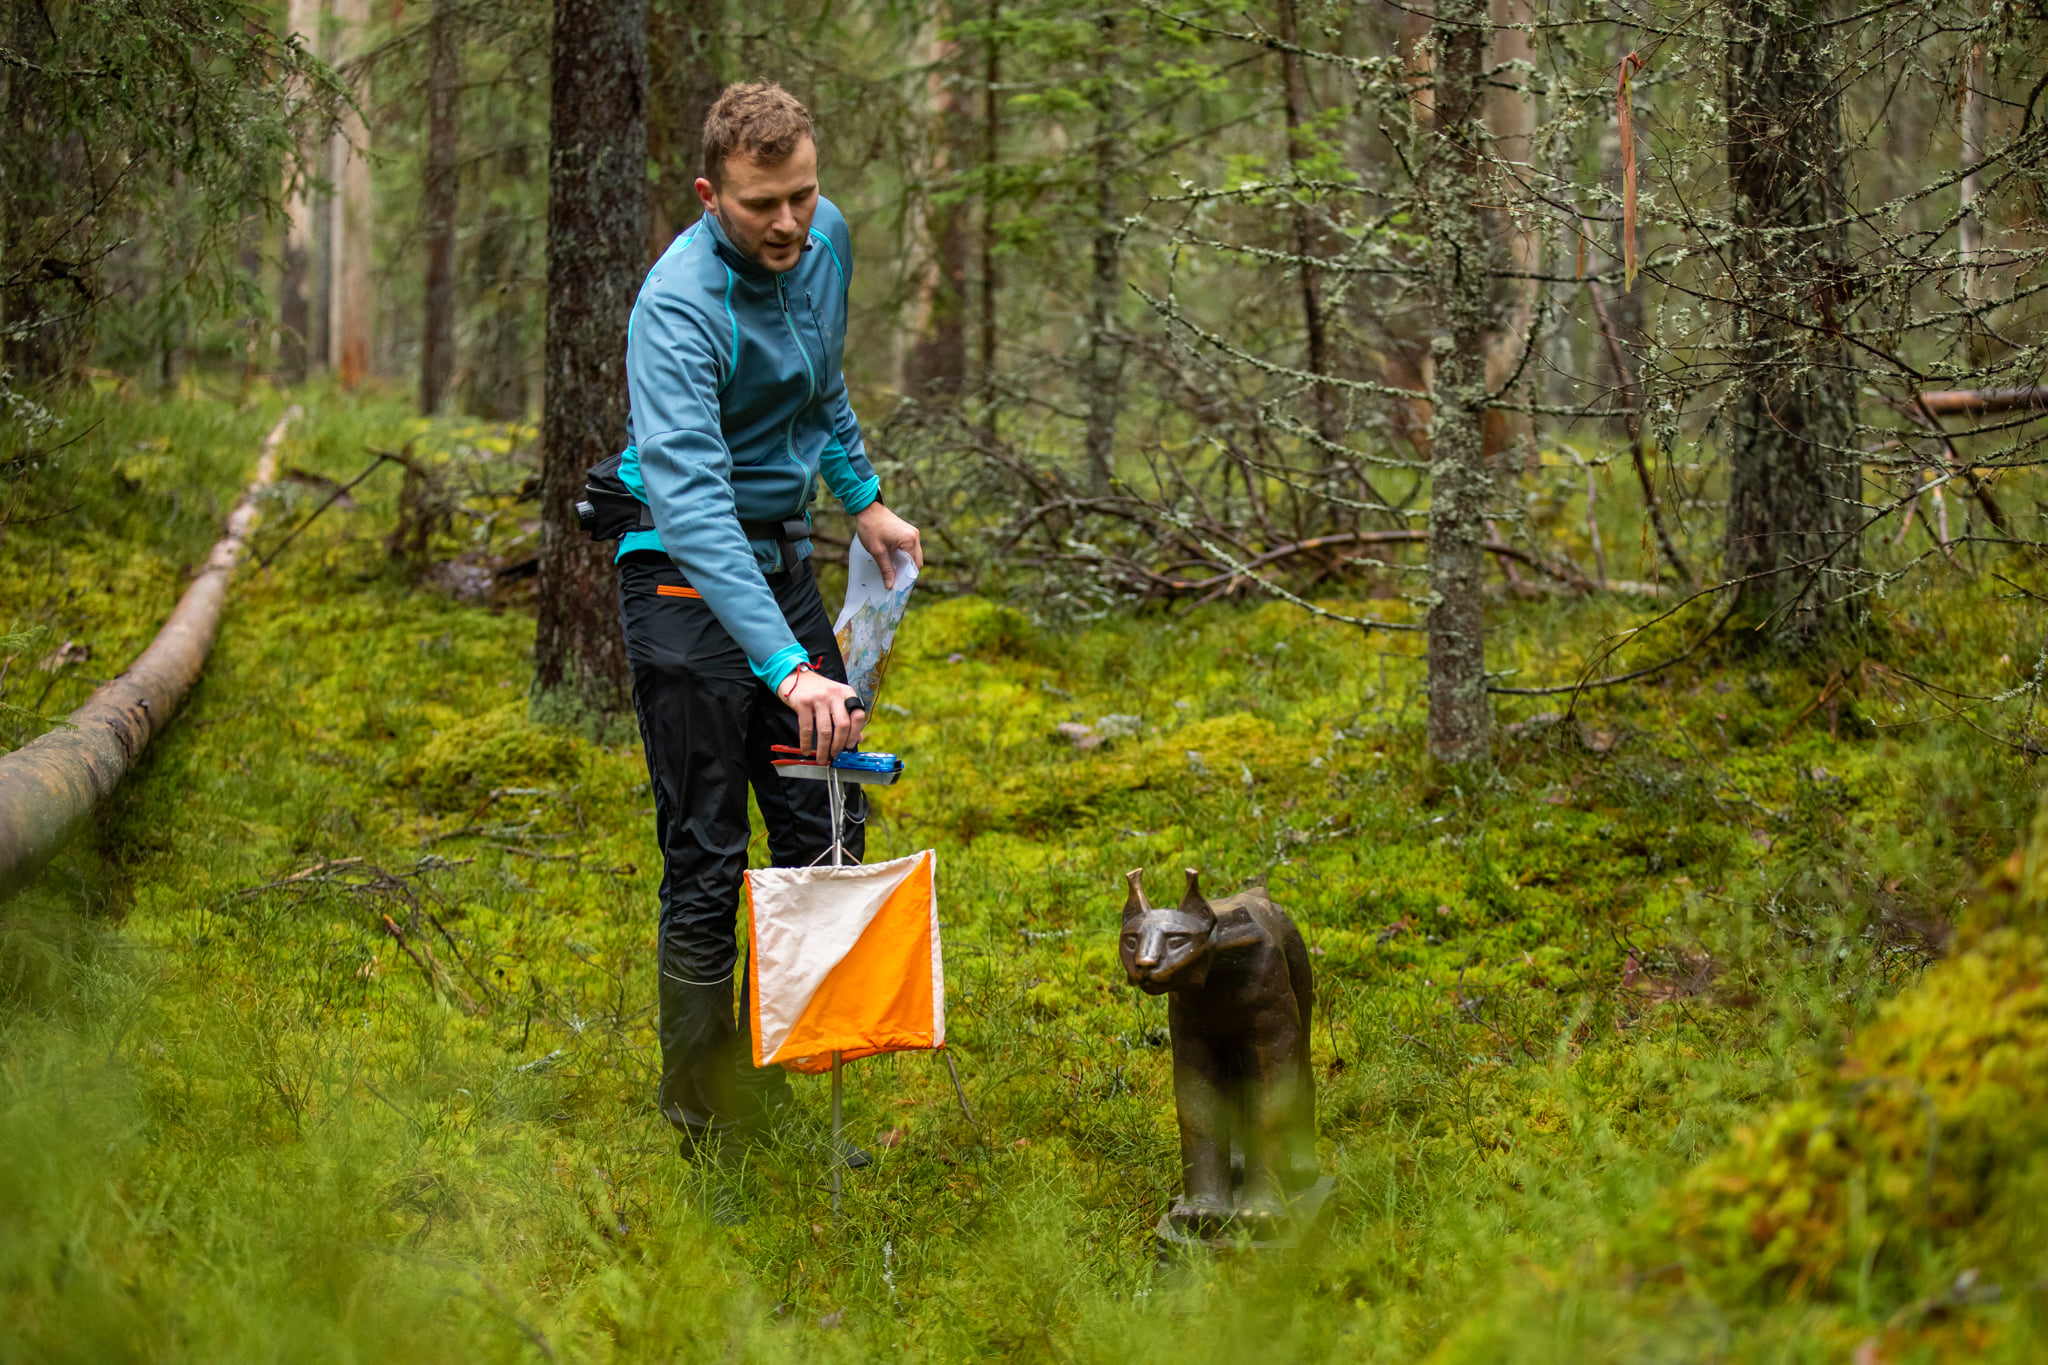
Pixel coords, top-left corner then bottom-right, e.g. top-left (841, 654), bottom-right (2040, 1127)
top-left (1598, 115), bottom-right (1647, 431)
top-left (238, 213), bottom-right (263, 394)
top-left (276, 0), bottom-right (320, 383)
top-left (419, 0), bottom-right (462, 415)
top-left (1081, 30), bottom-right (1123, 495)
top-left (1722, 0), bottom-right (1860, 641)
top-left (977, 0), bottom-right (1001, 390)
top-left (1422, 0), bottom-right (1498, 765)
top-left (904, 16), bottom-right (972, 399)
top-left (1958, 36), bottom-right (1985, 351)
top-left (647, 0), bottom-right (723, 259)
top-left (537, 0), bottom-right (646, 723)
top-left (329, 0), bottom-right (374, 390)
top-left (1480, 0), bottom-right (1537, 464)
top-left (467, 215), bottom-right (528, 420)
top-left (311, 125), bottom-right (334, 376)
top-left (1275, 0), bottom-right (1335, 444)
top-left (466, 138), bottom-right (532, 421)
top-left (1, 6), bottom-right (86, 385)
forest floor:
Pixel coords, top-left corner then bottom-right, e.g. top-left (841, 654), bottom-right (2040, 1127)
top-left (3, 387), bottom-right (2047, 1362)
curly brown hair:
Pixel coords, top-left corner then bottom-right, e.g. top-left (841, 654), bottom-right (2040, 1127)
top-left (700, 83), bottom-right (815, 189)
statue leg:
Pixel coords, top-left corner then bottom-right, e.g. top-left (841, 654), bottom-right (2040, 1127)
top-left (1170, 1035), bottom-right (1232, 1225)
top-left (1240, 1026), bottom-right (1306, 1220)
top-left (1288, 1043), bottom-right (1320, 1190)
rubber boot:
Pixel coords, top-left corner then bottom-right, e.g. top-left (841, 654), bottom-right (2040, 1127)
top-left (657, 970), bottom-right (792, 1153)
top-left (729, 962), bottom-right (794, 1128)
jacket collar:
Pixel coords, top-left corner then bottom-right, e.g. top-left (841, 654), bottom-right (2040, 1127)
top-left (700, 209), bottom-right (812, 282)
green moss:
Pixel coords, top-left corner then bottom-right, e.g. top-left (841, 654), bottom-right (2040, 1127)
top-left (401, 703), bottom-right (586, 807)
top-left (3, 388), bottom-right (2046, 1361)
top-left (1429, 808), bottom-right (2048, 1362)
top-left (1646, 811), bottom-right (2048, 1298)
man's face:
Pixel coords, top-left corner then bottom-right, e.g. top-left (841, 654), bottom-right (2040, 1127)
top-left (695, 137), bottom-right (819, 273)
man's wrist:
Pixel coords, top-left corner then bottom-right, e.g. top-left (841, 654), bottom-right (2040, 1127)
top-left (842, 475), bottom-right (882, 516)
top-left (774, 661), bottom-right (815, 701)
top-left (753, 641), bottom-right (811, 694)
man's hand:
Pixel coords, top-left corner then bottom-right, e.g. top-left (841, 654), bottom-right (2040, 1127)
top-left (853, 502), bottom-right (924, 590)
top-left (779, 667), bottom-right (868, 760)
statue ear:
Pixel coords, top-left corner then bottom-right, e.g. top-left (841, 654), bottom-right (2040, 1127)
top-left (1179, 869), bottom-right (1215, 930)
top-left (1123, 868), bottom-right (1149, 922)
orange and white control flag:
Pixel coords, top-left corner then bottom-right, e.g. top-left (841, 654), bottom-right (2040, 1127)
top-left (745, 850), bottom-right (942, 1073)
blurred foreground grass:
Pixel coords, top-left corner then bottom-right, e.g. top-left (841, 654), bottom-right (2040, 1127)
top-left (2, 387), bottom-right (2045, 1361)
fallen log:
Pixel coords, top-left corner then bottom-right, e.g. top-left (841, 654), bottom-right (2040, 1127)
top-left (0, 405), bottom-right (300, 900)
top-left (1913, 387), bottom-right (2048, 418)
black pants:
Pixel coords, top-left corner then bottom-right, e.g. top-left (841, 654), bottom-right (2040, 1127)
top-left (619, 550), bottom-right (865, 1137)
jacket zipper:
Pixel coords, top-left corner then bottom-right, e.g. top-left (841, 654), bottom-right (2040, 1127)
top-left (804, 288), bottom-right (831, 368)
top-left (778, 274), bottom-right (818, 510)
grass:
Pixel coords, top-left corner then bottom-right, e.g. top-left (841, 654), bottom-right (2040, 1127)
top-left (1, 383), bottom-right (2045, 1361)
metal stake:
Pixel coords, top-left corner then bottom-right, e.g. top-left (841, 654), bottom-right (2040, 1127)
top-left (942, 1049), bottom-right (976, 1124)
top-left (827, 770), bottom-right (845, 868)
top-left (829, 1048), bottom-right (844, 1217)
top-left (828, 771), bottom-right (847, 1220)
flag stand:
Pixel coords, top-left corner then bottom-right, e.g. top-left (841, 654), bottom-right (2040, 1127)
top-left (830, 1048), bottom-right (845, 1216)
top-left (771, 762), bottom-right (970, 1219)
top-left (830, 774), bottom-right (846, 1221)
top-left (943, 1050), bottom-right (974, 1124)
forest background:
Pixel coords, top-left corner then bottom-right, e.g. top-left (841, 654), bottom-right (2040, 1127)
top-left (4, 0), bottom-right (2048, 1359)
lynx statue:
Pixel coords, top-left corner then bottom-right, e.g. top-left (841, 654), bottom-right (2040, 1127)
top-left (1120, 867), bottom-right (1326, 1244)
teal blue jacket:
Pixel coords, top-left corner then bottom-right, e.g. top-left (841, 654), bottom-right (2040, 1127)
top-left (620, 198), bottom-right (881, 691)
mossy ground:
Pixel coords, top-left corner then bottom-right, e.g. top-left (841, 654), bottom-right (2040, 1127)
top-left (2, 385), bottom-right (2044, 1361)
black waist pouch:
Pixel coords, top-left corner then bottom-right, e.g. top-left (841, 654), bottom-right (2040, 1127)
top-left (574, 447), bottom-right (812, 545)
top-left (574, 450), bottom-right (654, 542)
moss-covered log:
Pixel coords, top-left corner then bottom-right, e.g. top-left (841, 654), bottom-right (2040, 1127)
top-left (0, 406), bottom-right (298, 900)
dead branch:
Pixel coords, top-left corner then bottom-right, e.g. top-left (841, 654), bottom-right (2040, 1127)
top-left (381, 912), bottom-right (481, 1015)
top-left (1900, 394), bottom-right (2011, 534)
top-left (257, 446), bottom-right (403, 569)
top-left (1115, 529), bottom-right (1648, 597)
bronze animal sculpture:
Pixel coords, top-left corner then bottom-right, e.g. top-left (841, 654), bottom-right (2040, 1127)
top-left (1120, 867), bottom-right (1325, 1244)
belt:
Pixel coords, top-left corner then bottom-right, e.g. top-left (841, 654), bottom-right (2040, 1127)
top-left (739, 516), bottom-right (815, 543)
top-left (622, 509), bottom-right (815, 540)
top-left (622, 507), bottom-right (812, 543)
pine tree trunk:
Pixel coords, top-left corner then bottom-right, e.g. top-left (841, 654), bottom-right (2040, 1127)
top-left (1, 6), bottom-right (84, 384)
top-left (977, 0), bottom-right (1001, 391)
top-left (276, 0), bottom-right (320, 383)
top-left (419, 0), bottom-right (461, 416)
top-left (1722, 0), bottom-right (1860, 641)
top-left (328, 0), bottom-right (374, 390)
top-left (1081, 32), bottom-right (1123, 495)
top-left (647, 0), bottom-right (723, 258)
top-left (1598, 113), bottom-right (1646, 430)
top-left (311, 127), bottom-right (334, 376)
top-left (536, 0), bottom-right (646, 722)
top-left (1422, 0), bottom-right (1498, 765)
top-left (1480, 0), bottom-right (1537, 463)
top-left (466, 161), bottom-right (529, 421)
top-left (904, 18), bottom-right (972, 400)
top-left (1275, 0), bottom-right (1335, 444)
top-left (1958, 36), bottom-right (1985, 352)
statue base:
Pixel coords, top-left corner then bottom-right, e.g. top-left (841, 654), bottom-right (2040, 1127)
top-left (1153, 1175), bottom-right (1337, 1255)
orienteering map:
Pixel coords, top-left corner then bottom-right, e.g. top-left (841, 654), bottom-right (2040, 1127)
top-left (834, 541), bottom-right (919, 709)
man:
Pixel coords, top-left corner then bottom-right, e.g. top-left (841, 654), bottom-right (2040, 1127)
top-left (618, 83), bottom-right (924, 1153)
